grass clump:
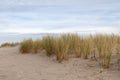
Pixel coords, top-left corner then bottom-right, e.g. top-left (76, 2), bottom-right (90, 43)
top-left (20, 39), bottom-right (33, 53)
top-left (0, 42), bottom-right (19, 47)
top-left (68, 34), bottom-right (82, 58)
top-left (94, 35), bottom-right (114, 68)
top-left (102, 36), bottom-right (113, 68)
top-left (42, 36), bottom-right (56, 56)
top-left (116, 36), bottom-right (120, 54)
top-left (1, 42), bottom-right (12, 47)
top-left (33, 39), bottom-right (42, 53)
top-left (82, 37), bottom-right (92, 59)
top-left (55, 36), bottom-right (69, 62)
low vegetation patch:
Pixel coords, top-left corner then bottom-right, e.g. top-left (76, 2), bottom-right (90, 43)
top-left (55, 36), bottom-right (69, 62)
top-left (0, 42), bottom-right (19, 47)
top-left (33, 39), bottom-right (42, 53)
top-left (19, 33), bottom-right (120, 69)
top-left (20, 39), bottom-right (33, 53)
top-left (41, 36), bottom-right (56, 56)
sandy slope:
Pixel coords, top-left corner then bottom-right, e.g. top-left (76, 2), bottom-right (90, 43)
top-left (0, 46), bottom-right (119, 80)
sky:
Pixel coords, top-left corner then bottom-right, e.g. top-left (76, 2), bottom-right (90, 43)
top-left (0, 0), bottom-right (120, 34)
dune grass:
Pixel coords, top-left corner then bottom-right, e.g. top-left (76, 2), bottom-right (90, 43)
top-left (19, 33), bottom-right (120, 69)
top-left (20, 39), bottom-right (33, 53)
top-left (55, 38), bottom-right (68, 62)
top-left (55, 35), bottom-right (69, 62)
top-left (100, 35), bottom-right (113, 68)
top-left (82, 37), bottom-right (92, 59)
top-left (41, 35), bottom-right (56, 56)
top-left (33, 39), bottom-right (42, 53)
top-left (68, 34), bottom-right (82, 57)
top-left (116, 35), bottom-right (120, 54)
top-left (0, 42), bottom-right (19, 47)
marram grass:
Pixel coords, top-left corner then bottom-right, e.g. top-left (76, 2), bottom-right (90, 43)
top-left (68, 34), bottom-right (82, 57)
top-left (82, 37), bottom-right (92, 59)
top-left (93, 34), bottom-right (115, 68)
top-left (0, 42), bottom-right (19, 47)
top-left (19, 33), bottom-right (120, 69)
top-left (20, 39), bottom-right (33, 53)
top-left (41, 35), bottom-right (56, 56)
top-left (33, 39), bottom-right (42, 53)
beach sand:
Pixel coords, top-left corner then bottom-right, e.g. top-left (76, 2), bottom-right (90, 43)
top-left (0, 46), bottom-right (119, 80)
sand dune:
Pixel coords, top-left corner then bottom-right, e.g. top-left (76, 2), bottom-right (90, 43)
top-left (0, 46), bottom-right (119, 80)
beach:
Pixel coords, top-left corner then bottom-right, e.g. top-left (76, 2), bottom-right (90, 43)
top-left (0, 46), bottom-right (119, 80)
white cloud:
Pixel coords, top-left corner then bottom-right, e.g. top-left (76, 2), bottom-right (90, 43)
top-left (0, 12), bottom-right (120, 34)
top-left (0, 0), bottom-right (119, 34)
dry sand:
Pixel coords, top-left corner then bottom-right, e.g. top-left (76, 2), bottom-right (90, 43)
top-left (0, 46), bottom-right (119, 80)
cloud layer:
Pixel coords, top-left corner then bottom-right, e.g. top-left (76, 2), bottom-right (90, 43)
top-left (0, 0), bottom-right (120, 34)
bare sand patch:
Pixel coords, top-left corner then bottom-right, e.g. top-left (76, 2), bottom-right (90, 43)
top-left (0, 46), bottom-right (119, 80)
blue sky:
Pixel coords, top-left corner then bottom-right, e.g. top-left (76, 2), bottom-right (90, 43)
top-left (0, 0), bottom-right (120, 34)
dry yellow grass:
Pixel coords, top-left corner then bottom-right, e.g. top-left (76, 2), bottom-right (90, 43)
top-left (33, 39), bottom-right (42, 53)
top-left (82, 37), bottom-right (92, 59)
top-left (19, 33), bottom-right (120, 69)
top-left (68, 34), bottom-right (82, 57)
top-left (20, 39), bottom-right (33, 53)
top-left (0, 42), bottom-right (19, 47)
top-left (55, 37), bottom-right (69, 62)
top-left (93, 34), bottom-right (115, 68)
top-left (41, 35), bottom-right (56, 56)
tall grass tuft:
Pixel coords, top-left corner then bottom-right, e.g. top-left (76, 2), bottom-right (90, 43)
top-left (33, 39), bottom-right (42, 53)
top-left (20, 39), bottom-right (33, 53)
top-left (55, 36), bottom-right (69, 62)
top-left (102, 36), bottom-right (113, 68)
top-left (116, 35), bottom-right (120, 54)
top-left (69, 34), bottom-right (82, 57)
top-left (93, 34), bottom-right (104, 58)
top-left (94, 35), bottom-right (113, 68)
top-left (82, 37), bottom-right (92, 59)
top-left (42, 36), bottom-right (55, 56)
